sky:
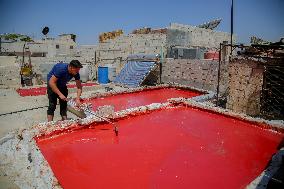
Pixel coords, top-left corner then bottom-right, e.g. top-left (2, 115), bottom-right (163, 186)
top-left (0, 0), bottom-right (283, 45)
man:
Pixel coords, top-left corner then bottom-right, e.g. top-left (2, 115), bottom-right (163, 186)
top-left (47, 60), bottom-right (83, 122)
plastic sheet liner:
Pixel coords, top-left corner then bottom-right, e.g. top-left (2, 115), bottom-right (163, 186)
top-left (114, 61), bottom-right (156, 87)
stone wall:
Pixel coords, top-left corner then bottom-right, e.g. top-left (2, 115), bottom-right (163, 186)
top-left (226, 58), bottom-right (264, 116)
top-left (161, 58), bottom-right (228, 92)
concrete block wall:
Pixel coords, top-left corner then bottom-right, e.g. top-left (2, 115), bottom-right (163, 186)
top-left (0, 56), bottom-right (20, 88)
top-left (96, 33), bottom-right (167, 74)
top-left (97, 35), bottom-right (130, 64)
top-left (1, 41), bottom-right (26, 53)
top-left (167, 23), bottom-right (235, 49)
top-left (226, 59), bottom-right (264, 116)
top-left (1, 36), bottom-right (77, 58)
top-left (162, 58), bottom-right (228, 92)
top-left (97, 34), bottom-right (166, 60)
top-left (93, 23), bottom-right (235, 82)
top-left (76, 45), bottom-right (97, 62)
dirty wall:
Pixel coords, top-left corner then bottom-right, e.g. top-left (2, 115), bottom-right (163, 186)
top-left (226, 58), bottom-right (264, 116)
top-left (167, 23), bottom-right (235, 49)
top-left (161, 58), bottom-right (229, 93)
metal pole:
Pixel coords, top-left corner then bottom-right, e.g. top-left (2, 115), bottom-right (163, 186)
top-left (20, 42), bottom-right (26, 87)
top-left (231, 0), bottom-right (234, 55)
top-left (22, 42), bottom-right (26, 65)
top-left (159, 61), bottom-right (162, 84)
top-left (216, 43), bottom-right (222, 106)
top-left (160, 46), bottom-right (163, 84)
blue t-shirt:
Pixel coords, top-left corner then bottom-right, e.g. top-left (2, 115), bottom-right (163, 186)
top-left (47, 63), bottom-right (80, 88)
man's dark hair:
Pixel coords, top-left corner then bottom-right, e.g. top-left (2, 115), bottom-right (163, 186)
top-left (69, 60), bottom-right (83, 68)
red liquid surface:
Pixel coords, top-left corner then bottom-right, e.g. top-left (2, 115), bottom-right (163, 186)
top-left (16, 82), bottom-right (97, 96)
top-left (83, 88), bottom-right (202, 111)
top-left (36, 106), bottom-right (284, 189)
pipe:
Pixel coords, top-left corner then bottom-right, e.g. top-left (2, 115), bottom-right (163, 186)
top-left (231, 0), bottom-right (234, 55)
top-left (216, 43), bottom-right (222, 106)
top-left (160, 46), bottom-right (163, 84)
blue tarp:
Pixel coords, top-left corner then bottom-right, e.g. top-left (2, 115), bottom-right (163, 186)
top-left (114, 61), bottom-right (156, 88)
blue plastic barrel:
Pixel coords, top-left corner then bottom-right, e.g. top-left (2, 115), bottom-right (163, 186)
top-left (98, 67), bottom-right (109, 84)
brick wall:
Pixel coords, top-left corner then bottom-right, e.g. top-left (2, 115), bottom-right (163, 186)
top-left (161, 58), bottom-right (228, 92)
top-left (226, 59), bottom-right (264, 116)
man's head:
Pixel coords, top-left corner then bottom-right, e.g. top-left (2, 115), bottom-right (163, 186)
top-left (68, 60), bottom-right (83, 75)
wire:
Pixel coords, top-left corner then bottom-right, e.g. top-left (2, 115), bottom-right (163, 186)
top-left (0, 105), bottom-right (48, 117)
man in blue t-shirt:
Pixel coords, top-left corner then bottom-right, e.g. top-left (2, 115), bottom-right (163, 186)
top-left (47, 60), bottom-right (83, 122)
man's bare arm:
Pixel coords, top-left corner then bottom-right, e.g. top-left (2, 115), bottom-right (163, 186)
top-left (49, 75), bottom-right (67, 101)
top-left (75, 79), bottom-right (82, 104)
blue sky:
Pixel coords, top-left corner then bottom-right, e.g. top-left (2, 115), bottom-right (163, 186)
top-left (0, 0), bottom-right (283, 45)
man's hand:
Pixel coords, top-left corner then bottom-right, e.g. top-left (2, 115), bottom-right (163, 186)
top-left (75, 97), bottom-right (81, 106)
top-left (75, 79), bottom-right (82, 106)
top-left (59, 94), bottom-right (67, 101)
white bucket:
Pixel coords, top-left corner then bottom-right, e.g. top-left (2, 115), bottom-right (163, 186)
top-left (79, 64), bottom-right (91, 82)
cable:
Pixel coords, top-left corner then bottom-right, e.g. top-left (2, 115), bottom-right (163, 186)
top-left (0, 105), bottom-right (49, 117)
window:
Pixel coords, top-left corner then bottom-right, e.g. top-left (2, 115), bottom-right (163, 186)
top-left (70, 46), bottom-right (73, 49)
top-left (56, 45), bottom-right (59, 49)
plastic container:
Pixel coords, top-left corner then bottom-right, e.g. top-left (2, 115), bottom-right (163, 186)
top-left (79, 64), bottom-right (90, 82)
top-left (204, 51), bottom-right (219, 60)
top-left (98, 67), bottom-right (109, 84)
